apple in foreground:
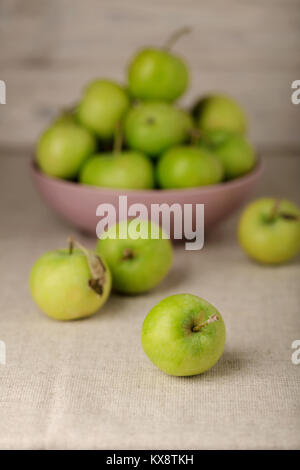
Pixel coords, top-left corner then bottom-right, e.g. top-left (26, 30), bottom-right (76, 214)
top-left (30, 238), bottom-right (111, 320)
top-left (238, 198), bottom-right (300, 264)
top-left (157, 145), bottom-right (224, 188)
top-left (96, 220), bottom-right (173, 294)
top-left (36, 120), bottom-right (96, 179)
top-left (141, 294), bottom-right (226, 376)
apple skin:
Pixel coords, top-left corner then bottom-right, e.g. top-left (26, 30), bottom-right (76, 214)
top-left (30, 249), bottom-right (111, 321)
top-left (96, 220), bottom-right (173, 294)
top-left (79, 151), bottom-right (154, 190)
top-left (194, 94), bottom-right (247, 135)
top-left (124, 102), bottom-right (193, 157)
top-left (36, 121), bottom-right (96, 179)
top-left (76, 80), bottom-right (130, 140)
top-left (128, 48), bottom-right (189, 102)
top-left (141, 294), bottom-right (226, 376)
top-left (157, 145), bottom-right (224, 189)
top-left (238, 198), bottom-right (300, 264)
top-left (201, 130), bottom-right (256, 180)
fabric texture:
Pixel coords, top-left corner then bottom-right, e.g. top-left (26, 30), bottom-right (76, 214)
top-left (0, 152), bottom-right (299, 449)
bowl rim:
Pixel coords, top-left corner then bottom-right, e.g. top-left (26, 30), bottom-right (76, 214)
top-left (30, 157), bottom-right (263, 197)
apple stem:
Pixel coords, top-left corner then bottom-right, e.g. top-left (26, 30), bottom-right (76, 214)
top-left (68, 235), bottom-right (74, 255)
top-left (268, 199), bottom-right (299, 222)
top-left (189, 127), bottom-right (202, 145)
top-left (68, 237), bottom-right (106, 296)
top-left (113, 122), bottom-right (123, 154)
top-left (192, 314), bottom-right (219, 332)
top-left (269, 199), bottom-right (281, 222)
top-left (164, 26), bottom-right (191, 51)
top-left (61, 103), bottom-right (76, 117)
top-left (122, 248), bottom-right (135, 261)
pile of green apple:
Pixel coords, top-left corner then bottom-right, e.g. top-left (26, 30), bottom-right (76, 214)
top-left (30, 29), bottom-right (300, 379)
top-left (36, 28), bottom-right (256, 189)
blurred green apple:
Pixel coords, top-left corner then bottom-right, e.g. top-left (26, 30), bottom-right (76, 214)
top-left (96, 220), bottom-right (173, 294)
top-left (79, 150), bottom-right (154, 190)
top-left (157, 145), bottom-right (224, 188)
top-left (128, 49), bottom-right (188, 102)
top-left (77, 79), bottom-right (130, 139)
top-left (128, 27), bottom-right (189, 102)
top-left (36, 120), bottom-right (96, 179)
top-left (30, 239), bottom-right (111, 321)
top-left (194, 94), bottom-right (247, 135)
top-left (238, 198), bottom-right (300, 264)
top-left (124, 102), bottom-right (193, 157)
top-left (141, 294), bottom-right (226, 376)
top-left (202, 130), bottom-right (256, 180)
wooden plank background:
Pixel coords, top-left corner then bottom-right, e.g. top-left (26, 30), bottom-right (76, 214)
top-left (0, 0), bottom-right (300, 151)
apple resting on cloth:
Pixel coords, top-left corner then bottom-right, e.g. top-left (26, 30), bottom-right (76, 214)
top-left (141, 294), bottom-right (226, 376)
top-left (96, 220), bottom-right (173, 294)
top-left (238, 198), bottom-right (300, 264)
top-left (30, 238), bottom-right (111, 320)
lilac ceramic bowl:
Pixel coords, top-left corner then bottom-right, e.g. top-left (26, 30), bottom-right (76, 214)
top-left (31, 159), bottom-right (263, 238)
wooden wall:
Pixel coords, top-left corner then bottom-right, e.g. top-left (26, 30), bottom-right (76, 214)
top-left (1, 0), bottom-right (300, 150)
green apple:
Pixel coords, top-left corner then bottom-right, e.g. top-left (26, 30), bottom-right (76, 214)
top-left (157, 145), bottom-right (224, 189)
top-left (36, 120), bottom-right (96, 179)
top-left (128, 49), bottom-right (188, 102)
top-left (30, 238), bottom-right (111, 321)
top-left (128, 27), bottom-right (189, 102)
top-left (238, 198), bottom-right (300, 264)
top-left (79, 150), bottom-right (154, 190)
top-left (124, 102), bottom-right (193, 157)
top-left (194, 94), bottom-right (247, 135)
top-left (96, 220), bottom-right (173, 294)
top-left (201, 130), bottom-right (256, 180)
top-left (141, 294), bottom-right (226, 376)
top-left (76, 79), bottom-right (130, 139)
top-left (179, 107), bottom-right (195, 131)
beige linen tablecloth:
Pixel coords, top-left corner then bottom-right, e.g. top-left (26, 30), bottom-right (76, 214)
top-left (0, 151), bottom-right (299, 449)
